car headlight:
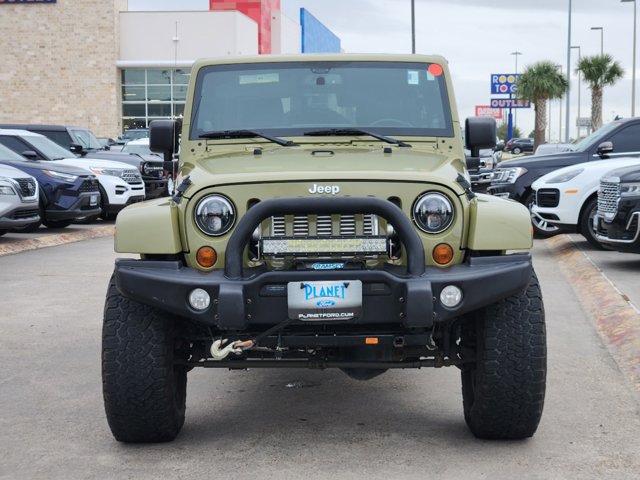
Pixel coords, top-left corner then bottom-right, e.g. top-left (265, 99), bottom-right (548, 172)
top-left (546, 168), bottom-right (584, 184)
top-left (194, 195), bottom-right (235, 236)
top-left (90, 167), bottom-right (125, 177)
top-left (0, 179), bottom-right (16, 195)
top-left (620, 182), bottom-right (640, 197)
top-left (42, 170), bottom-right (79, 182)
top-left (492, 167), bottom-right (528, 184)
top-left (413, 192), bottom-right (454, 234)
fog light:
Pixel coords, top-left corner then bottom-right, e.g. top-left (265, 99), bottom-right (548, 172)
top-left (440, 285), bottom-right (462, 308)
top-left (189, 288), bottom-right (211, 311)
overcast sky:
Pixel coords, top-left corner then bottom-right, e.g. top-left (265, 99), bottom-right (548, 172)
top-left (130, 0), bottom-right (637, 140)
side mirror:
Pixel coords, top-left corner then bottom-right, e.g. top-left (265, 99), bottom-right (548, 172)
top-left (69, 144), bottom-right (84, 154)
top-left (596, 141), bottom-right (613, 157)
top-left (21, 150), bottom-right (39, 160)
top-left (150, 119), bottom-right (179, 162)
top-left (465, 117), bottom-right (497, 158)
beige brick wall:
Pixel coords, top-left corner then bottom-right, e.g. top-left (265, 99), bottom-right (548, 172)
top-left (0, 0), bottom-right (128, 138)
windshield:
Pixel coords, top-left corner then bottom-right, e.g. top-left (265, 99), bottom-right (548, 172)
top-left (0, 143), bottom-right (28, 162)
top-left (121, 142), bottom-right (158, 156)
top-left (572, 121), bottom-right (622, 152)
top-left (70, 128), bottom-right (103, 149)
top-left (27, 135), bottom-right (76, 159)
top-left (191, 61), bottom-right (454, 140)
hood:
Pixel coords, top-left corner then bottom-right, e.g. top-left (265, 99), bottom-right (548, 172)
top-left (0, 158), bottom-right (93, 176)
top-left (498, 150), bottom-right (585, 169)
top-left (532, 158), bottom-right (640, 189)
top-left (53, 157), bottom-right (136, 171)
top-left (82, 150), bottom-right (161, 165)
top-left (0, 162), bottom-right (33, 179)
top-left (181, 145), bottom-right (467, 197)
top-left (603, 163), bottom-right (640, 182)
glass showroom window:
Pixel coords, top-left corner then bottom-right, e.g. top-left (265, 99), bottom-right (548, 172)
top-left (121, 68), bottom-right (190, 131)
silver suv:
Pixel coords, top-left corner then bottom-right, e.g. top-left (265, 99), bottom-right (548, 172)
top-left (0, 163), bottom-right (39, 235)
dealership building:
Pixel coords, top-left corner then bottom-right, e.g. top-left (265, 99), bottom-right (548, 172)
top-left (0, 0), bottom-right (340, 138)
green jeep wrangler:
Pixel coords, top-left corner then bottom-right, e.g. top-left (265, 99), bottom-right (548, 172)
top-left (102, 54), bottom-right (546, 443)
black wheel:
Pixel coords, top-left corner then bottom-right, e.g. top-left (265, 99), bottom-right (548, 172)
top-left (579, 197), bottom-right (606, 250)
top-left (461, 271), bottom-right (546, 439)
top-left (525, 194), bottom-right (560, 238)
top-left (512, 147), bottom-right (522, 154)
top-left (102, 275), bottom-right (187, 443)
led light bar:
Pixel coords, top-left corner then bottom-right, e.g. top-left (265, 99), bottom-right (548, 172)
top-left (261, 236), bottom-right (388, 256)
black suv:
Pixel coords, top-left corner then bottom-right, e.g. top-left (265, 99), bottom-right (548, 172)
top-left (506, 137), bottom-right (534, 154)
top-left (594, 164), bottom-right (640, 253)
top-left (488, 118), bottom-right (640, 223)
top-left (0, 124), bottom-right (167, 199)
top-left (0, 143), bottom-right (100, 230)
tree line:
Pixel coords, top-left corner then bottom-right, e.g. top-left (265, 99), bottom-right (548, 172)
top-left (516, 55), bottom-right (624, 148)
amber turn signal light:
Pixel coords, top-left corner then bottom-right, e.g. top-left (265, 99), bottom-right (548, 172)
top-left (196, 246), bottom-right (218, 268)
top-left (432, 243), bottom-right (454, 265)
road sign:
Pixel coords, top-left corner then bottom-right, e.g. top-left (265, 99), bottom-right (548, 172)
top-left (491, 73), bottom-right (519, 95)
top-left (577, 117), bottom-right (592, 127)
top-left (475, 105), bottom-right (503, 119)
top-left (490, 98), bottom-right (531, 109)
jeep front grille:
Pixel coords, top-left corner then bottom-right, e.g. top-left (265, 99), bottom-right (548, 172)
top-left (264, 214), bottom-right (383, 257)
top-left (270, 214), bottom-right (378, 237)
top-left (597, 180), bottom-right (620, 216)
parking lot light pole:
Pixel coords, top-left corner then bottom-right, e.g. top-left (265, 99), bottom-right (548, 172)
top-left (511, 51), bottom-right (522, 131)
top-left (411, 0), bottom-right (416, 54)
top-left (571, 45), bottom-right (581, 135)
top-left (565, 0), bottom-right (572, 143)
top-left (591, 26), bottom-right (604, 55)
top-left (621, 0), bottom-right (637, 117)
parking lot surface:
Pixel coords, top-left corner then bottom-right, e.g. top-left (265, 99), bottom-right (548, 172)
top-left (1, 230), bottom-right (639, 479)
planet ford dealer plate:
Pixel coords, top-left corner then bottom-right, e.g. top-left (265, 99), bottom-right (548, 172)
top-left (287, 280), bottom-right (362, 321)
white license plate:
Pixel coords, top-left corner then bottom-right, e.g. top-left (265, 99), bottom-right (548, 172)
top-left (89, 194), bottom-right (98, 206)
top-left (287, 280), bottom-right (362, 321)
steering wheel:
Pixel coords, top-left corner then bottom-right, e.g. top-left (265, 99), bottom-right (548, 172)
top-left (370, 118), bottom-right (413, 127)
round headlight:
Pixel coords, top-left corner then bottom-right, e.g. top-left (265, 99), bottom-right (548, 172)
top-left (194, 195), bottom-right (235, 236)
top-left (413, 192), bottom-right (454, 234)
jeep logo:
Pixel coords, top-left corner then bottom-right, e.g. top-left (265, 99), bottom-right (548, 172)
top-left (308, 184), bottom-right (340, 195)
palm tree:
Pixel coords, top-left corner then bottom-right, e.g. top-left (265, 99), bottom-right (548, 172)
top-left (576, 54), bottom-right (624, 130)
top-left (516, 61), bottom-right (568, 149)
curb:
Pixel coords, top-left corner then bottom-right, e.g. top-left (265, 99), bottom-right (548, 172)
top-left (0, 225), bottom-right (115, 257)
top-left (544, 234), bottom-right (640, 394)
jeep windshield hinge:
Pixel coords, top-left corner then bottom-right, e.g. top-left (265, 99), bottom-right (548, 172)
top-left (456, 173), bottom-right (476, 200)
top-left (172, 175), bottom-right (192, 203)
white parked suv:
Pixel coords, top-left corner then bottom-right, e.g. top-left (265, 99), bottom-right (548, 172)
top-left (0, 163), bottom-right (39, 235)
top-left (0, 129), bottom-right (145, 219)
top-left (530, 157), bottom-right (640, 248)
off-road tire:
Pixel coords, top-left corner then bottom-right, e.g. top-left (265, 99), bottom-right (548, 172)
top-left (461, 272), bottom-right (546, 439)
top-left (580, 197), bottom-right (606, 250)
top-left (102, 276), bottom-right (187, 443)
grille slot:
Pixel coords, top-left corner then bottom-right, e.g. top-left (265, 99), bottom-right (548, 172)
top-left (536, 188), bottom-right (560, 208)
top-left (597, 181), bottom-right (620, 215)
top-left (79, 179), bottom-right (100, 192)
top-left (15, 178), bottom-right (37, 198)
top-left (121, 169), bottom-right (143, 185)
top-left (269, 214), bottom-right (380, 238)
top-left (13, 208), bottom-right (39, 220)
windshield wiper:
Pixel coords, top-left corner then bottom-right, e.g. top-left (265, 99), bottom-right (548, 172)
top-left (199, 129), bottom-right (297, 147)
top-left (304, 128), bottom-right (412, 147)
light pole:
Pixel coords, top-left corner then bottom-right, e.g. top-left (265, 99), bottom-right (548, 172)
top-left (511, 51), bottom-right (522, 130)
top-left (571, 45), bottom-right (581, 138)
top-left (411, 0), bottom-right (416, 54)
top-left (591, 26), bottom-right (604, 55)
top-left (556, 64), bottom-right (564, 142)
top-left (565, 0), bottom-right (572, 143)
top-left (622, 0), bottom-right (637, 117)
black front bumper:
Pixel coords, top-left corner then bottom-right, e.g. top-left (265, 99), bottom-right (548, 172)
top-left (595, 204), bottom-right (640, 253)
top-left (114, 196), bottom-right (533, 331)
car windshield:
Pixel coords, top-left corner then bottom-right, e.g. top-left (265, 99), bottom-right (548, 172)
top-left (121, 142), bottom-right (158, 156)
top-left (70, 128), bottom-right (103, 149)
top-left (26, 135), bottom-right (76, 160)
top-left (0, 142), bottom-right (28, 161)
top-left (572, 120), bottom-right (622, 152)
top-left (190, 61), bottom-right (454, 140)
